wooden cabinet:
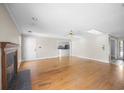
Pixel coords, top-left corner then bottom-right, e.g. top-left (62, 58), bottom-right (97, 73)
top-left (0, 42), bottom-right (18, 90)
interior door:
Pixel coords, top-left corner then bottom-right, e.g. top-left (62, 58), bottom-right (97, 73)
top-left (110, 38), bottom-right (118, 60)
top-left (24, 37), bottom-right (36, 60)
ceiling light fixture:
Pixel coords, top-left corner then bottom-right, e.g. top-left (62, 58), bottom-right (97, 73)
top-left (68, 30), bottom-right (74, 36)
top-left (28, 30), bottom-right (32, 33)
top-left (68, 30), bottom-right (74, 38)
top-left (87, 29), bottom-right (103, 35)
top-left (67, 30), bottom-right (81, 40)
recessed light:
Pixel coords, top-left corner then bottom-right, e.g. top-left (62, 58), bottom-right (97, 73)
top-left (28, 30), bottom-right (32, 33)
top-left (87, 29), bottom-right (103, 35)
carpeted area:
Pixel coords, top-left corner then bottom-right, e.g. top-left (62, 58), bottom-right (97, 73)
top-left (9, 70), bottom-right (32, 90)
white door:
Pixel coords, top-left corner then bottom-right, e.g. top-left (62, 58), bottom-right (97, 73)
top-left (24, 37), bottom-right (36, 60)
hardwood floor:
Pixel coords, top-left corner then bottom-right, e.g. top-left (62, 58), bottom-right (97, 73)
top-left (19, 56), bottom-right (124, 90)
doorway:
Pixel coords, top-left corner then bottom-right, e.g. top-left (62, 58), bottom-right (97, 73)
top-left (118, 40), bottom-right (124, 60)
top-left (110, 37), bottom-right (118, 61)
top-left (110, 36), bottom-right (124, 65)
top-left (58, 41), bottom-right (70, 57)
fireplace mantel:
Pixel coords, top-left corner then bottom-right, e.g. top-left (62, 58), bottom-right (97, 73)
top-left (0, 42), bottom-right (18, 90)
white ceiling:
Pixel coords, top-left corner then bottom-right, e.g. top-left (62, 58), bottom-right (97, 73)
top-left (5, 3), bottom-right (124, 38)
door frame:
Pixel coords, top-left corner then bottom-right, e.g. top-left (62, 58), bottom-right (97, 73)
top-left (109, 36), bottom-right (118, 62)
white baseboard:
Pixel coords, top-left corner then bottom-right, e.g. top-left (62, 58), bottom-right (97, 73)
top-left (21, 55), bottom-right (109, 63)
top-left (22, 56), bottom-right (58, 62)
top-left (73, 55), bottom-right (109, 63)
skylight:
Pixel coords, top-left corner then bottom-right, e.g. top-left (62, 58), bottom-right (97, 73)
top-left (87, 29), bottom-right (103, 35)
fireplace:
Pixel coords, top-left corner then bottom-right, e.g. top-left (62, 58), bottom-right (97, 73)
top-left (7, 52), bottom-right (17, 89)
top-left (0, 42), bottom-right (18, 90)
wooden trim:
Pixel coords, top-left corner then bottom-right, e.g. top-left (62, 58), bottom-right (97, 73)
top-left (0, 42), bottom-right (18, 90)
top-left (0, 42), bottom-right (18, 48)
top-left (1, 43), bottom-right (7, 89)
top-left (0, 43), bottom-right (1, 48)
top-left (15, 50), bottom-right (18, 74)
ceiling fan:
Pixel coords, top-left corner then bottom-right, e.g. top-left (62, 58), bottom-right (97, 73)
top-left (67, 30), bottom-right (81, 39)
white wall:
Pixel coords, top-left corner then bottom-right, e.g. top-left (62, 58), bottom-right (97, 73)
top-left (22, 35), bottom-right (70, 61)
top-left (22, 33), bottom-right (110, 63)
top-left (72, 34), bottom-right (110, 63)
top-left (0, 4), bottom-right (20, 43)
top-left (0, 4), bottom-right (21, 89)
